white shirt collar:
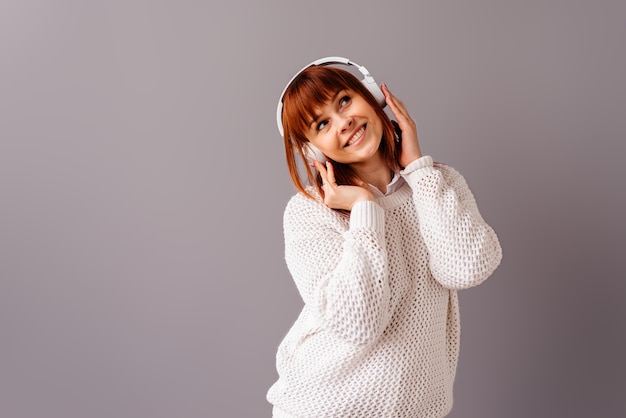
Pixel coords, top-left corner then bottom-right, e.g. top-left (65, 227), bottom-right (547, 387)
top-left (366, 172), bottom-right (405, 199)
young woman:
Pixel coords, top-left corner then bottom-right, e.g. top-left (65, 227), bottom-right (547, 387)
top-left (267, 61), bottom-right (502, 418)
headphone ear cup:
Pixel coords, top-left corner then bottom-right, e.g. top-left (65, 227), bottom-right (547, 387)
top-left (303, 143), bottom-right (327, 166)
top-left (361, 78), bottom-right (386, 108)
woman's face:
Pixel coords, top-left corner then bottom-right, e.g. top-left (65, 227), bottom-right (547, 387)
top-left (304, 89), bottom-right (383, 165)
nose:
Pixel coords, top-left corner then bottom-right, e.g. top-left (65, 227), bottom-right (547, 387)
top-left (338, 116), bottom-right (353, 133)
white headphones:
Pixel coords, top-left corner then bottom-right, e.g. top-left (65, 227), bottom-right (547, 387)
top-left (276, 57), bottom-right (386, 164)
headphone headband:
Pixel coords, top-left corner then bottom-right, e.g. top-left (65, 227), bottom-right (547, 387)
top-left (276, 56), bottom-right (385, 137)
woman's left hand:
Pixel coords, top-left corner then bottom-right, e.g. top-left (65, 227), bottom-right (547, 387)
top-left (381, 83), bottom-right (422, 168)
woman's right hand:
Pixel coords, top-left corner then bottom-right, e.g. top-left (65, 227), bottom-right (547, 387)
top-left (315, 161), bottom-right (374, 211)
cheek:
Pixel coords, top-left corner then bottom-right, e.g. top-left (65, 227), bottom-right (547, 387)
top-left (370, 118), bottom-right (384, 138)
top-left (309, 136), bottom-right (334, 154)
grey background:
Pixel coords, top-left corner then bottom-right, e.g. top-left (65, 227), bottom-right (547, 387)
top-left (1, 0), bottom-right (624, 417)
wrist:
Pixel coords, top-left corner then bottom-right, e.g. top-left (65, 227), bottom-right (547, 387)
top-left (350, 193), bottom-right (375, 211)
top-left (400, 155), bottom-right (434, 176)
top-left (349, 200), bottom-right (385, 231)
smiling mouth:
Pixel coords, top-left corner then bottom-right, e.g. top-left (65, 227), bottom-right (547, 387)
top-left (345, 124), bottom-right (366, 147)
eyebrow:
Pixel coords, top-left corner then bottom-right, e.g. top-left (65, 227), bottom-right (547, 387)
top-left (309, 90), bottom-right (344, 126)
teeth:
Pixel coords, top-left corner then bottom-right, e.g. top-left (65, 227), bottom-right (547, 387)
top-left (347, 126), bottom-right (365, 146)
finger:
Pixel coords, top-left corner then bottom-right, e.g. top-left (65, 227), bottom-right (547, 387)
top-left (382, 83), bottom-right (402, 109)
top-left (383, 83), bottom-right (410, 117)
top-left (315, 160), bottom-right (329, 184)
top-left (326, 161), bottom-right (337, 186)
top-left (382, 85), bottom-right (416, 133)
top-left (382, 83), bottom-right (411, 121)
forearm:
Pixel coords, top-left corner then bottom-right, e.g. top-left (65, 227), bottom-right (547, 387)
top-left (401, 157), bottom-right (502, 289)
top-left (284, 200), bottom-right (393, 345)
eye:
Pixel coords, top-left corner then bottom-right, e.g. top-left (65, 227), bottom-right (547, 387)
top-left (339, 95), bottom-right (351, 107)
top-left (316, 120), bottom-right (328, 131)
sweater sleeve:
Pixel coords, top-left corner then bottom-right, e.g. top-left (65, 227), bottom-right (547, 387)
top-left (400, 156), bottom-right (502, 289)
top-left (283, 195), bottom-right (392, 345)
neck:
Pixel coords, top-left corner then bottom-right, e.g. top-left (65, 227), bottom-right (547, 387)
top-left (351, 153), bottom-right (392, 194)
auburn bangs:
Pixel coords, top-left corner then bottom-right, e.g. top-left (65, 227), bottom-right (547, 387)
top-left (282, 67), bottom-right (369, 144)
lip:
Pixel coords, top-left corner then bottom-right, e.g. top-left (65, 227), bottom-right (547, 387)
top-left (344, 124), bottom-right (367, 148)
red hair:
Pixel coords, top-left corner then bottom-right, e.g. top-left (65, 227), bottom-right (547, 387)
top-left (280, 65), bottom-right (399, 201)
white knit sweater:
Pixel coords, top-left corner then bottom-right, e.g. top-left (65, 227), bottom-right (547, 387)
top-left (267, 156), bottom-right (502, 418)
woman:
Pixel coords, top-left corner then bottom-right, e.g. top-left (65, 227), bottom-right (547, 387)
top-left (267, 61), bottom-right (502, 418)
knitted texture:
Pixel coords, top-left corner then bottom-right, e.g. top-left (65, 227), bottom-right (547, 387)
top-left (267, 156), bottom-right (502, 418)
